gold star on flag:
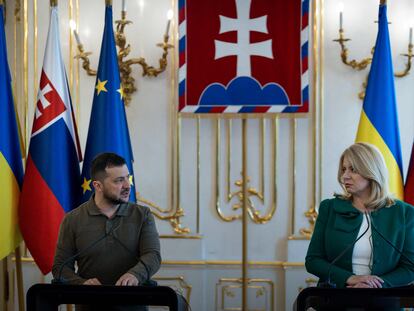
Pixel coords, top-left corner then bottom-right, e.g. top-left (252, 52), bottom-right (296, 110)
top-left (117, 86), bottom-right (125, 100)
top-left (129, 175), bottom-right (134, 186)
top-left (95, 79), bottom-right (108, 95)
top-left (81, 177), bottom-right (92, 194)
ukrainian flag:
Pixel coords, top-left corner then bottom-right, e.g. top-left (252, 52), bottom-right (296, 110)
top-left (0, 4), bottom-right (24, 260)
top-left (356, 3), bottom-right (404, 199)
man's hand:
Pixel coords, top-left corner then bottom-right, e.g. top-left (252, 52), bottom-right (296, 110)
top-left (83, 278), bottom-right (102, 285)
top-left (346, 275), bottom-right (384, 288)
top-left (115, 273), bottom-right (139, 286)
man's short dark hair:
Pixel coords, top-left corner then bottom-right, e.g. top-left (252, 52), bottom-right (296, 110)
top-left (91, 152), bottom-right (127, 181)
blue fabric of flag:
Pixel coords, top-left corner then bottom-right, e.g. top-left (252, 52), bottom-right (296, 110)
top-left (81, 5), bottom-right (136, 202)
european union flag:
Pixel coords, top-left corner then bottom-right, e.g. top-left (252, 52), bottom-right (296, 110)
top-left (80, 4), bottom-right (136, 202)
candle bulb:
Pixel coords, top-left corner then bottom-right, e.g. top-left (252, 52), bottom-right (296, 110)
top-left (165, 9), bottom-right (173, 37)
top-left (338, 2), bottom-right (344, 30)
top-left (410, 27), bottom-right (413, 45)
top-left (165, 20), bottom-right (171, 37)
top-left (122, 0), bottom-right (126, 12)
top-left (69, 20), bottom-right (82, 46)
top-left (73, 29), bottom-right (82, 46)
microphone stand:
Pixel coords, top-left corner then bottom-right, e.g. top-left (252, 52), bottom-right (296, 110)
top-left (322, 213), bottom-right (371, 288)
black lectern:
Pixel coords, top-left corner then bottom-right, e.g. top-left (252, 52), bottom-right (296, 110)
top-left (27, 284), bottom-right (187, 311)
top-left (294, 286), bottom-right (414, 311)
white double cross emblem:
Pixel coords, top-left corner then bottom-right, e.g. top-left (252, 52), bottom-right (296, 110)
top-left (215, 0), bottom-right (273, 77)
top-left (35, 83), bottom-right (53, 119)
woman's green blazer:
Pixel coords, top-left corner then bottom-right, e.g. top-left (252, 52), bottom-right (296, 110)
top-left (305, 197), bottom-right (414, 288)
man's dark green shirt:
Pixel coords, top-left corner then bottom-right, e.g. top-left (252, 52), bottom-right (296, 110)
top-left (305, 197), bottom-right (414, 288)
top-left (52, 196), bottom-right (161, 285)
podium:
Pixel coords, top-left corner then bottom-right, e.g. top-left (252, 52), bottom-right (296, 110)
top-left (27, 284), bottom-right (187, 311)
top-left (294, 286), bottom-right (414, 311)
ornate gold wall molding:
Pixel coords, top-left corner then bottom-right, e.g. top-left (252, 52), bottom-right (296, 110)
top-left (160, 234), bottom-right (202, 239)
top-left (216, 278), bottom-right (274, 311)
top-left (33, 0), bottom-right (37, 125)
top-left (290, 118), bottom-right (297, 236)
top-left (14, 256), bottom-right (305, 268)
top-left (153, 276), bottom-right (192, 304)
top-left (23, 0), bottom-right (28, 154)
top-left (216, 118), bottom-right (278, 224)
top-left (14, 0), bottom-right (20, 22)
top-left (291, 0), bottom-right (324, 240)
top-left (138, 193), bottom-right (189, 235)
top-left (135, 0), bottom-right (193, 236)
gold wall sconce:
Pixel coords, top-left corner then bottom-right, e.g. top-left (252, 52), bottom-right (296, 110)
top-left (333, 3), bottom-right (413, 99)
top-left (71, 0), bottom-right (174, 105)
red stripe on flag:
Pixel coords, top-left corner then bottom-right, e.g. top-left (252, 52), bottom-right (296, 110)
top-left (302, 12), bottom-right (309, 28)
top-left (302, 56), bottom-right (308, 73)
top-left (296, 100), bottom-right (309, 112)
top-left (18, 157), bottom-right (65, 274)
top-left (179, 96), bottom-right (186, 111)
top-left (179, 7), bottom-right (185, 24)
top-left (253, 106), bottom-right (270, 113)
top-left (405, 144), bottom-right (414, 205)
top-left (179, 51), bottom-right (186, 67)
top-left (210, 106), bottom-right (226, 113)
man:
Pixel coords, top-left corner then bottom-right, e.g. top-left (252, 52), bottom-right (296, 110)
top-left (52, 152), bottom-right (161, 310)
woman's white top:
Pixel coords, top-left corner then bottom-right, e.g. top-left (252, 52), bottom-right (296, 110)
top-left (352, 214), bottom-right (373, 275)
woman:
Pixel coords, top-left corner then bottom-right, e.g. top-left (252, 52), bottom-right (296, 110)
top-left (305, 142), bottom-right (414, 288)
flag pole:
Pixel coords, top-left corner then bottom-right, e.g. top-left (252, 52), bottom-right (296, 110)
top-left (241, 118), bottom-right (248, 310)
top-left (49, 2), bottom-right (71, 311)
top-left (5, 4), bottom-right (25, 307)
top-left (14, 246), bottom-right (24, 311)
top-left (2, 258), bottom-right (8, 310)
top-left (380, 0), bottom-right (386, 4)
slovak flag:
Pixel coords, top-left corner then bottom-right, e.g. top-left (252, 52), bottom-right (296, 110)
top-left (18, 5), bottom-right (82, 274)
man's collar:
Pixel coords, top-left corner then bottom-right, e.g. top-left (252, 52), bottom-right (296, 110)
top-left (86, 195), bottom-right (102, 215)
top-left (117, 203), bottom-right (129, 216)
top-left (86, 194), bottom-right (129, 217)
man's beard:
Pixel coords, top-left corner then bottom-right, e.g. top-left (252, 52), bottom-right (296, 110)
top-left (103, 189), bottom-right (130, 205)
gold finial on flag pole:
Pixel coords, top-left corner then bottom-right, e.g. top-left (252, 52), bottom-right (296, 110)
top-left (380, 0), bottom-right (386, 5)
top-left (0, 0), bottom-right (3, 6)
top-left (106, 0), bottom-right (112, 6)
top-left (50, 0), bottom-right (57, 7)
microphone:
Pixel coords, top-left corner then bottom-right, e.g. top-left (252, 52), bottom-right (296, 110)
top-left (368, 212), bottom-right (414, 269)
top-left (52, 222), bottom-right (119, 284)
top-left (320, 213), bottom-right (371, 288)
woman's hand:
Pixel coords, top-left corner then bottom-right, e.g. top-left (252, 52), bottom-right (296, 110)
top-left (346, 275), bottom-right (384, 288)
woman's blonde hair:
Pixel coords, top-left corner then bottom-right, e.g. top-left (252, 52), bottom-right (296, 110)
top-left (336, 142), bottom-right (394, 209)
